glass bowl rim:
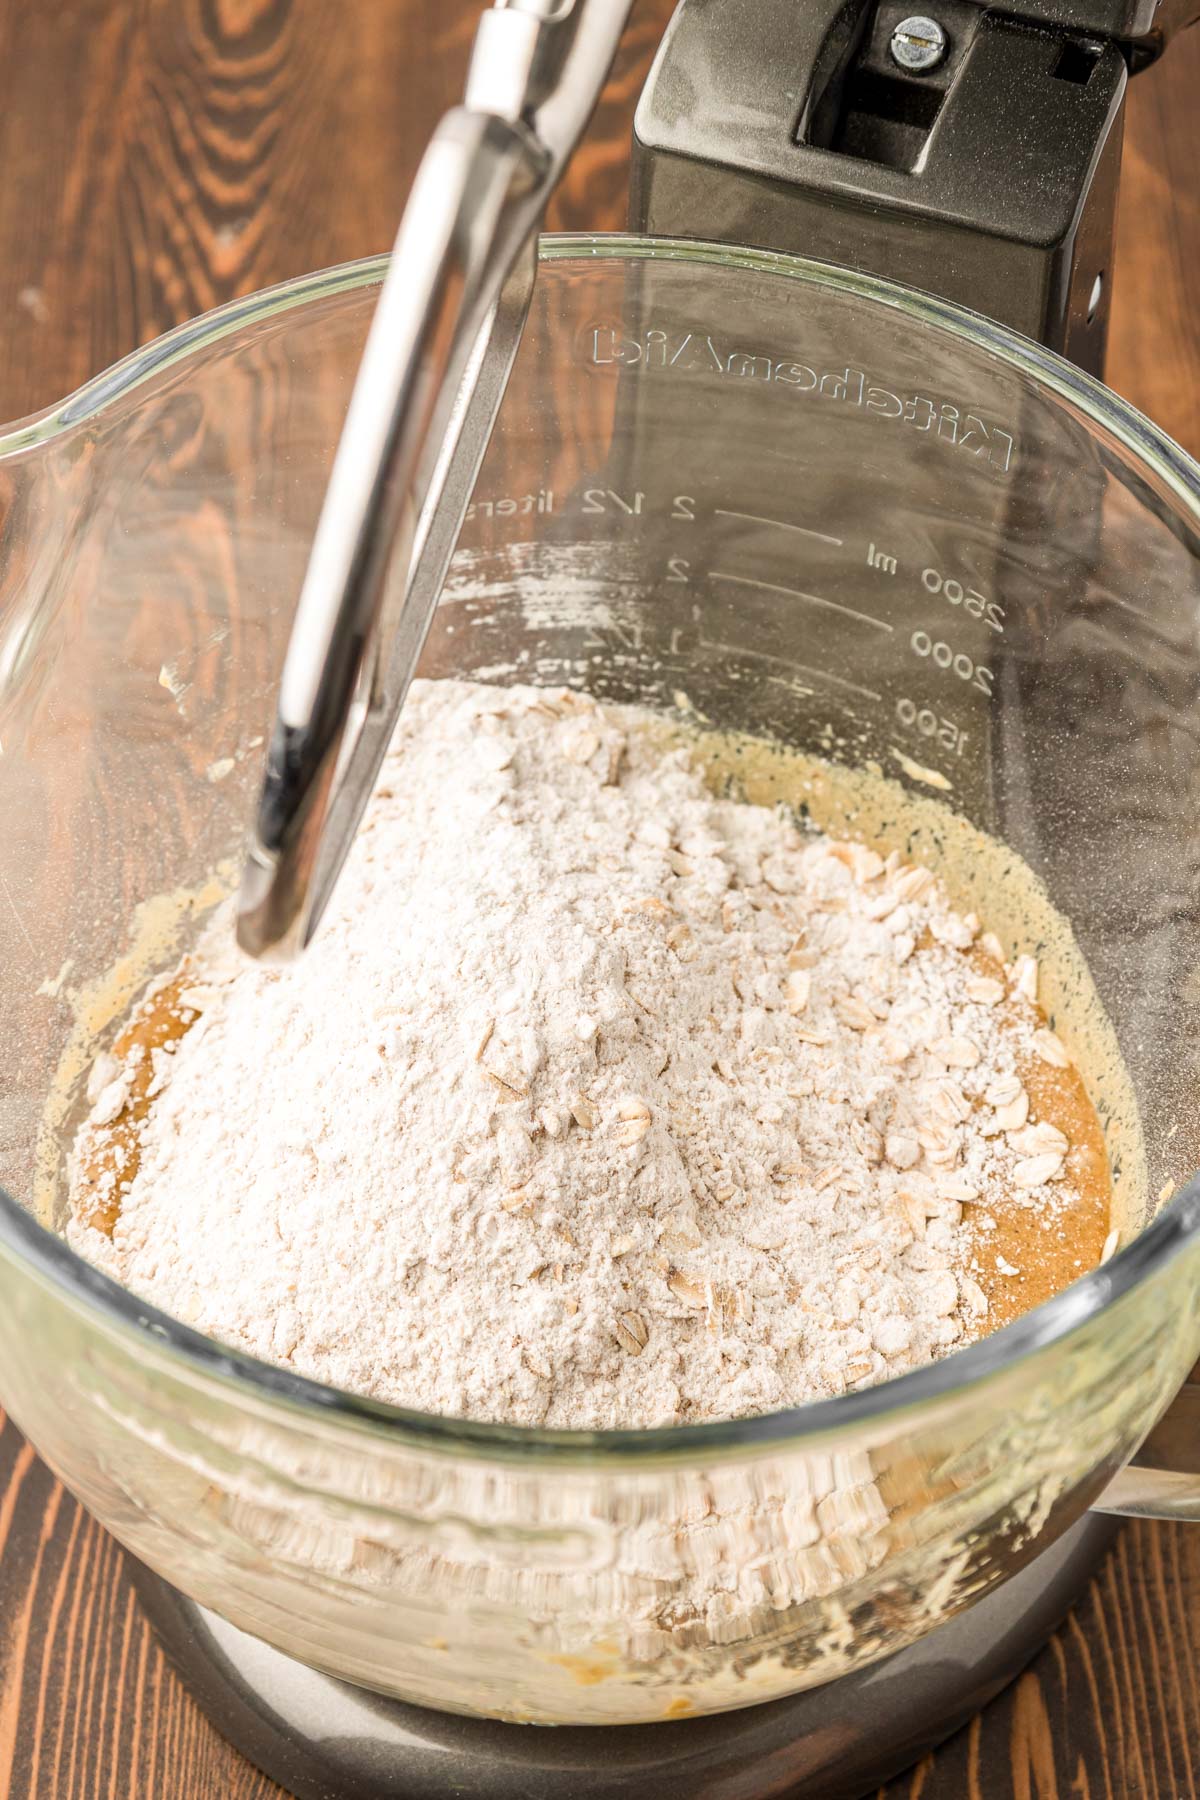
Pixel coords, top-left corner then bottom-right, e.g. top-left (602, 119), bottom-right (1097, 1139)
top-left (3, 231), bottom-right (1199, 1466)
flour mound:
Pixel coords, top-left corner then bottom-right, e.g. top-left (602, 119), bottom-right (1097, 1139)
top-left (69, 680), bottom-right (1072, 1428)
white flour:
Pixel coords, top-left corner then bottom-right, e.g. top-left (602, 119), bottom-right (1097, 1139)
top-left (69, 679), bottom-right (1079, 1428)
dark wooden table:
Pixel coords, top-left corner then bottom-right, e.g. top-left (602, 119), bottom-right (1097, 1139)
top-left (0, 3), bottom-right (1198, 1795)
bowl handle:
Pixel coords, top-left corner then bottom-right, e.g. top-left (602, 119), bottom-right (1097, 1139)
top-left (1093, 1360), bottom-right (1200, 1519)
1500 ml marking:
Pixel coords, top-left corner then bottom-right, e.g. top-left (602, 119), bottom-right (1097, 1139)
top-left (895, 697), bottom-right (970, 756)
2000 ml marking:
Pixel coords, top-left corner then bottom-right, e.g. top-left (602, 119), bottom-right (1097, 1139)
top-left (910, 629), bottom-right (995, 696)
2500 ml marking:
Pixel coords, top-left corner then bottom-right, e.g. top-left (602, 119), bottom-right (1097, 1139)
top-left (921, 566), bottom-right (1005, 634)
top-left (910, 630), bottom-right (995, 696)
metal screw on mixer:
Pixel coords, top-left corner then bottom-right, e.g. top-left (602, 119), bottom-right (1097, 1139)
top-left (889, 14), bottom-right (948, 70)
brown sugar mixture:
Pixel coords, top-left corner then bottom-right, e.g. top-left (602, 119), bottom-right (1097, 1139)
top-left (65, 680), bottom-right (1116, 1428)
top-left (74, 967), bottom-right (196, 1237)
top-left (954, 945), bottom-right (1111, 1330)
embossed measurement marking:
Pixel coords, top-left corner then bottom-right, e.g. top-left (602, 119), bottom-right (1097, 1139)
top-left (711, 571), bottom-right (894, 636)
top-left (697, 634), bottom-right (883, 705)
top-left (714, 507), bottom-right (844, 546)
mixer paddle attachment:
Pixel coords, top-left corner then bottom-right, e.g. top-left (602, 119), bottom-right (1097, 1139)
top-left (237, 0), bottom-right (631, 962)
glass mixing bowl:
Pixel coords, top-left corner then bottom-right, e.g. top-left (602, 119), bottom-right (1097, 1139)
top-left (2, 238), bottom-right (1200, 1726)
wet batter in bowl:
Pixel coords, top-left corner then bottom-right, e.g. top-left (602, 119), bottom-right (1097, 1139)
top-left (65, 680), bottom-right (1116, 1427)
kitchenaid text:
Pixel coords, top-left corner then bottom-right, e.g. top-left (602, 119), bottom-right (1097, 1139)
top-left (588, 327), bottom-right (1016, 475)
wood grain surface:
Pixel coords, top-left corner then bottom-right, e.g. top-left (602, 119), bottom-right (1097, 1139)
top-left (0, 3), bottom-right (1197, 1796)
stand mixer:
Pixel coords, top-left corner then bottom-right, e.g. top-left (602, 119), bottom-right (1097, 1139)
top-left (3, 3), bottom-right (1200, 1797)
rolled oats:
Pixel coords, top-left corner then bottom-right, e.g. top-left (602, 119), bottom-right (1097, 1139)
top-left (68, 678), bottom-right (1113, 1437)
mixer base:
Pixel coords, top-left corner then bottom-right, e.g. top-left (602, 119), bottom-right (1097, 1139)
top-left (131, 1516), bottom-right (1115, 1800)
